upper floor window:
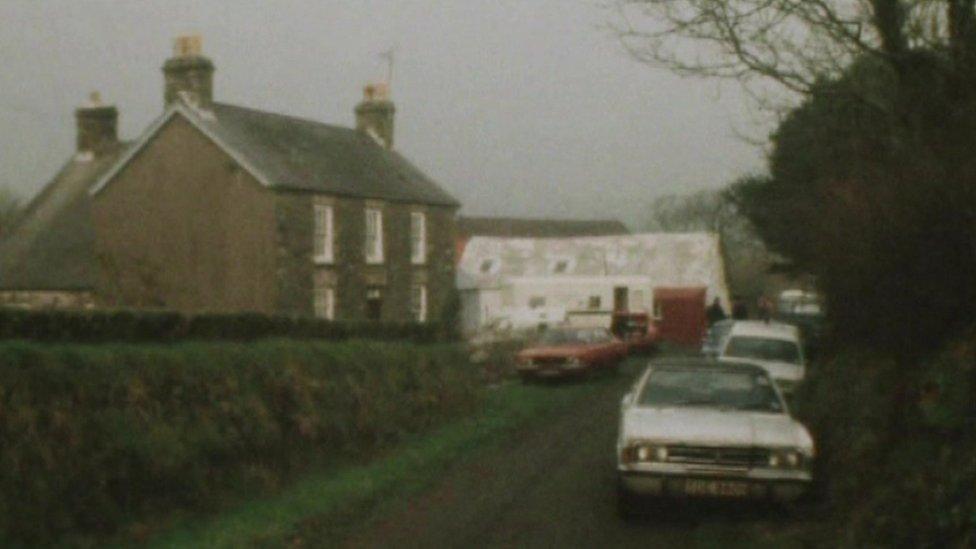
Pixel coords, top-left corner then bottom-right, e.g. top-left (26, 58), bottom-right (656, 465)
top-left (365, 208), bottom-right (384, 264)
top-left (410, 212), bottom-right (427, 264)
top-left (313, 204), bottom-right (334, 264)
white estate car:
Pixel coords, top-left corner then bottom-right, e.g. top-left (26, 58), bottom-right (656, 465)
top-left (616, 359), bottom-right (813, 513)
top-left (719, 321), bottom-right (806, 396)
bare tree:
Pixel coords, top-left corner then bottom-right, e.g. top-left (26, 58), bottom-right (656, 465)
top-left (644, 188), bottom-right (775, 299)
top-left (609, 1), bottom-right (976, 105)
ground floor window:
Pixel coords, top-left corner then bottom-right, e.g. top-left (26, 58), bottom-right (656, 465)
top-left (366, 287), bottom-right (383, 321)
top-left (411, 284), bottom-right (428, 323)
top-left (314, 285), bottom-right (335, 320)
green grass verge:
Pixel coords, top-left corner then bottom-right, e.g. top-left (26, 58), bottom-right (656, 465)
top-left (141, 378), bottom-right (608, 549)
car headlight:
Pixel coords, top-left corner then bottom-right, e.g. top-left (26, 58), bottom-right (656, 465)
top-left (564, 357), bottom-right (583, 368)
top-left (768, 449), bottom-right (805, 469)
top-left (622, 442), bottom-right (669, 464)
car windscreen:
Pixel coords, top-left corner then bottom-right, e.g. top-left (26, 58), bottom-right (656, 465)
top-left (724, 336), bottom-right (801, 364)
top-left (637, 368), bottom-right (784, 413)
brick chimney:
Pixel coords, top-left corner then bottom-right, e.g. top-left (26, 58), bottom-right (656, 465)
top-left (162, 35), bottom-right (215, 108)
top-left (355, 83), bottom-right (395, 149)
top-left (75, 92), bottom-right (118, 155)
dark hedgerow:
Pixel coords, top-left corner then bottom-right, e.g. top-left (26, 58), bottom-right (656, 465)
top-left (0, 307), bottom-right (448, 344)
top-left (0, 339), bottom-right (479, 546)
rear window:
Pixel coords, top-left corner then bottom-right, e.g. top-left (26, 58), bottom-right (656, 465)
top-left (724, 336), bottom-right (801, 364)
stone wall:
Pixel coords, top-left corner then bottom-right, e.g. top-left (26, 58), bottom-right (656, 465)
top-left (274, 190), bottom-right (457, 321)
top-left (91, 115), bottom-right (278, 313)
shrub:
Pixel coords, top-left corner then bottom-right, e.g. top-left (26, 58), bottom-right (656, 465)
top-left (796, 329), bottom-right (976, 546)
top-left (0, 308), bottom-right (447, 344)
top-left (0, 340), bottom-right (479, 546)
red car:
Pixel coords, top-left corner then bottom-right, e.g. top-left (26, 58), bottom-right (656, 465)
top-left (515, 327), bottom-right (628, 381)
top-left (611, 312), bottom-right (661, 355)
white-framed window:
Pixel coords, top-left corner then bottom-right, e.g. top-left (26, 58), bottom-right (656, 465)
top-left (313, 204), bottom-right (334, 263)
top-left (365, 208), bottom-right (384, 264)
top-left (410, 212), bottom-right (427, 264)
top-left (313, 285), bottom-right (335, 320)
top-left (411, 284), bottom-right (428, 322)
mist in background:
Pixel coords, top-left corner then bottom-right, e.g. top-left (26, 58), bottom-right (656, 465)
top-left (0, 0), bottom-right (765, 228)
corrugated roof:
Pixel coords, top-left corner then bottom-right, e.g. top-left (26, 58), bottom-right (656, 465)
top-left (456, 233), bottom-right (731, 306)
top-left (0, 144), bottom-right (130, 290)
top-left (458, 216), bottom-right (628, 239)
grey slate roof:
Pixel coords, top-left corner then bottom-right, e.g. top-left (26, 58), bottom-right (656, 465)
top-left (458, 216), bottom-right (629, 239)
top-left (0, 144), bottom-right (129, 290)
top-left (202, 103), bottom-right (459, 206)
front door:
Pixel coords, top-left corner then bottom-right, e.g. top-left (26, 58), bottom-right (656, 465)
top-left (614, 287), bottom-right (629, 312)
top-left (366, 287), bottom-right (383, 321)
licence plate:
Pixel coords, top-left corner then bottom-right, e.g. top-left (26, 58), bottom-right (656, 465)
top-left (682, 479), bottom-right (750, 498)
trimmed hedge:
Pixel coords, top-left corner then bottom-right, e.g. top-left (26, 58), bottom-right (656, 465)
top-left (0, 340), bottom-right (480, 546)
top-left (0, 308), bottom-right (449, 343)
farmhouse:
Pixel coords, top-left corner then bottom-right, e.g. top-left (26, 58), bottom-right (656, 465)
top-left (457, 233), bottom-right (731, 344)
top-left (0, 36), bottom-right (459, 322)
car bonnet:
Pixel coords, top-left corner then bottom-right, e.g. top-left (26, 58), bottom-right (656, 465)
top-left (621, 406), bottom-right (803, 447)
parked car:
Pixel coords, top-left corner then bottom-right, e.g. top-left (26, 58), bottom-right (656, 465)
top-left (515, 327), bottom-right (628, 380)
top-left (611, 311), bottom-right (660, 355)
top-left (718, 321), bottom-right (806, 397)
top-left (616, 359), bottom-right (813, 514)
top-left (701, 319), bottom-right (734, 357)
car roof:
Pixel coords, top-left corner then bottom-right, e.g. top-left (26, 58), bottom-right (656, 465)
top-left (645, 357), bottom-right (769, 377)
top-left (727, 320), bottom-right (799, 341)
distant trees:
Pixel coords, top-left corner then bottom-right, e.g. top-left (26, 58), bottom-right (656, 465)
top-left (644, 188), bottom-right (774, 301)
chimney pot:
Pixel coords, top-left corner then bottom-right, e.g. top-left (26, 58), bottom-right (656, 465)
top-left (355, 82), bottom-right (395, 149)
top-left (75, 92), bottom-right (118, 155)
top-left (162, 35), bottom-right (215, 108)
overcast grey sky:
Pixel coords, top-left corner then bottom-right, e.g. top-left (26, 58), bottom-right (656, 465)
top-left (0, 0), bottom-right (766, 228)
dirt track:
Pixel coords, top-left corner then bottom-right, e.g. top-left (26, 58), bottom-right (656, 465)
top-left (339, 359), bottom-right (812, 549)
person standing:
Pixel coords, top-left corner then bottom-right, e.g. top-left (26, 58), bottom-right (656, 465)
top-left (706, 297), bottom-right (727, 326)
top-left (757, 295), bottom-right (773, 323)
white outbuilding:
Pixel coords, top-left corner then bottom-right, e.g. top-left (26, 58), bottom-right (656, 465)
top-left (456, 232), bottom-right (731, 343)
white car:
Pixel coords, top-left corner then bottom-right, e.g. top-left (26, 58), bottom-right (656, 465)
top-left (718, 321), bottom-right (806, 396)
top-left (616, 359), bottom-right (813, 513)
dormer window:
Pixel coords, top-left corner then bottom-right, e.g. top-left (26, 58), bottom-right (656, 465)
top-left (480, 258), bottom-right (499, 274)
top-left (547, 257), bottom-right (574, 274)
